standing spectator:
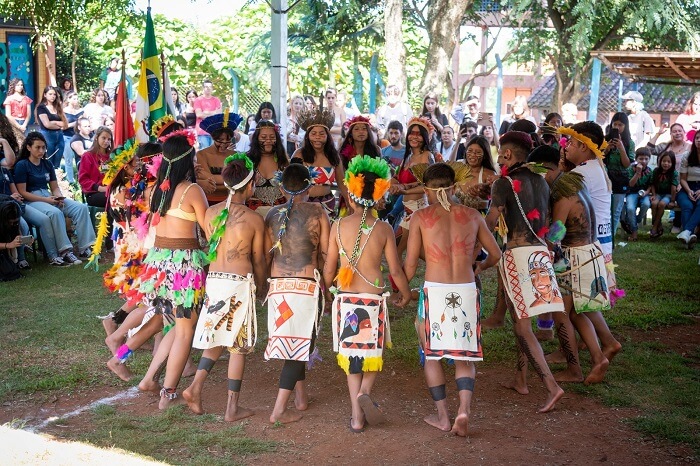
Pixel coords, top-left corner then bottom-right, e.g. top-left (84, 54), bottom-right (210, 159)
top-left (381, 120), bottom-right (405, 169)
top-left (422, 92), bottom-right (448, 150)
top-left (622, 148), bottom-right (653, 241)
top-left (649, 151), bottom-right (679, 239)
top-left (62, 91), bottom-right (83, 183)
top-left (673, 91), bottom-right (700, 136)
top-left (499, 95), bottom-right (536, 136)
top-left (438, 125), bottom-right (456, 161)
top-left (58, 76), bottom-right (74, 100)
top-left (244, 114), bottom-right (257, 137)
top-left (182, 89), bottom-right (198, 128)
top-left (286, 95), bottom-right (304, 155)
top-left (376, 84), bottom-right (412, 133)
top-left (339, 92), bottom-right (360, 120)
top-left (540, 112), bottom-right (563, 149)
top-left (480, 123), bottom-right (500, 165)
top-left (452, 121), bottom-right (479, 161)
top-left (193, 79), bottom-right (222, 149)
top-left (99, 57), bottom-right (129, 104)
top-left (325, 88), bottom-right (346, 147)
top-left (622, 91), bottom-right (655, 148)
top-left (255, 101), bottom-right (277, 124)
top-left (604, 112), bottom-right (634, 238)
top-left (304, 95), bottom-right (317, 112)
top-left (171, 87), bottom-right (187, 128)
top-left (78, 126), bottom-right (113, 208)
top-left (69, 117), bottom-right (93, 169)
top-left (83, 88), bottom-right (115, 130)
top-left (676, 131), bottom-right (700, 248)
top-left (35, 86), bottom-right (68, 170)
top-left (14, 132), bottom-right (95, 265)
top-left (3, 78), bottom-right (32, 135)
top-left (561, 102), bottom-right (579, 125)
top-left (450, 94), bottom-right (480, 126)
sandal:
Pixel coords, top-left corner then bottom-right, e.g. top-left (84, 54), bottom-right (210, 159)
top-left (357, 394), bottom-right (386, 425)
top-left (348, 417), bottom-right (365, 433)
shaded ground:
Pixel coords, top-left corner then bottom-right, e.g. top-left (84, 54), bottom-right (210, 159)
top-left (3, 320), bottom-right (698, 465)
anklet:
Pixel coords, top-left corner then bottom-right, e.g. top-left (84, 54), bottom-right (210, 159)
top-left (160, 387), bottom-right (178, 400)
top-left (116, 344), bottom-right (133, 363)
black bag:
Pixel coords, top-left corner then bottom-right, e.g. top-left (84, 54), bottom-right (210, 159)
top-left (0, 251), bottom-right (21, 282)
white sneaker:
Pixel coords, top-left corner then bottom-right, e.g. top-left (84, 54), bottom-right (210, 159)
top-left (677, 230), bottom-right (691, 243)
top-left (49, 256), bottom-right (69, 267)
top-left (63, 251), bottom-right (83, 265)
top-left (671, 226), bottom-right (681, 234)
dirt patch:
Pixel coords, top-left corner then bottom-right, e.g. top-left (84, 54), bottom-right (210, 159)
top-left (6, 321), bottom-right (699, 465)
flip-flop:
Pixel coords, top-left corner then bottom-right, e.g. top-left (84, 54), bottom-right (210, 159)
top-left (348, 417), bottom-right (365, 433)
top-left (357, 394), bottom-right (386, 425)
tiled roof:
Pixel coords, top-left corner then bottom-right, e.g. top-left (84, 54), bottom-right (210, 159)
top-left (528, 70), bottom-right (694, 119)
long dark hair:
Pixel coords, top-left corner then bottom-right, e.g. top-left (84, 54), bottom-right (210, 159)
top-left (339, 123), bottom-right (381, 168)
top-left (248, 120), bottom-right (288, 170)
top-left (255, 101), bottom-right (277, 123)
top-left (399, 123), bottom-right (431, 174)
top-left (88, 126), bottom-right (113, 156)
top-left (150, 136), bottom-right (195, 215)
top-left (421, 92), bottom-right (443, 119)
top-left (35, 86), bottom-right (67, 125)
top-left (653, 151), bottom-right (677, 187)
top-left (465, 135), bottom-right (496, 172)
top-left (0, 197), bottom-right (20, 244)
top-left (299, 126), bottom-right (339, 166)
top-left (609, 112), bottom-right (632, 151)
top-left (18, 132), bottom-right (47, 161)
top-left (0, 112), bottom-right (20, 155)
top-left (688, 130), bottom-right (700, 168)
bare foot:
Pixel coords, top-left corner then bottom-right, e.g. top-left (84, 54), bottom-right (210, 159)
top-left (602, 341), bottom-right (622, 363)
top-left (538, 386), bottom-right (565, 413)
top-left (481, 316), bottom-right (504, 330)
top-left (294, 392), bottom-right (309, 411)
top-left (584, 358), bottom-right (610, 385)
top-left (138, 378), bottom-right (161, 394)
top-left (107, 358), bottom-right (133, 382)
top-left (545, 349), bottom-right (567, 364)
top-left (535, 329), bottom-right (554, 342)
top-left (159, 395), bottom-right (182, 410)
top-left (270, 409), bottom-right (303, 424)
top-left (225, 406), bottom-right (254, 422)
top-left (554, 369), bottom-right (584, 383)
top-left (451, 413), bottom-right (469, 437)
top-left (182, 386), bottom-right (204, 414)
top-left (502, 379), bottom-right (529, 395)
top-left (105, 335), bottom-right (121, 357)
top-left (424, 414), bottom-right (451, 432)
top-left (182, 359), bottom-right (197, 378)
top-left (102, 318), bottom-right (117, 336)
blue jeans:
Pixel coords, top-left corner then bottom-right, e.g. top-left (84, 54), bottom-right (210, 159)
top-left (62, 135), bottom-right (76, 182)
top-left (28, 189), bottom-right (96, 256)
top-left (197, 134), bottom-right (213, 150)
top-left (22, 202), bottom-right (72, 260)
top-left (624, 192), bottom-right (651, 232)
top-left (611, 193), bottom-right (626, 238)
top-left (41, 129), bottom-right (65, 169)
top-left (677, 181), bottom-right (700, 233)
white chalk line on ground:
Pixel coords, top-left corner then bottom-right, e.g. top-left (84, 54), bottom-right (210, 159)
top-left (23, 386), bottom-right (140, 433)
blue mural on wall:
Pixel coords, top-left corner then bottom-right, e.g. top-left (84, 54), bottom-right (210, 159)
top-left (7, 34), bottom-right (35, 103)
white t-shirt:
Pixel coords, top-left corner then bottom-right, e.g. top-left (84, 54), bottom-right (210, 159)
top-left (627, 111), bottom-right (655, 148)
top-left (573, 160), bottom-right (612, 249)
top-left (235, 132), bottom-right (250, 153)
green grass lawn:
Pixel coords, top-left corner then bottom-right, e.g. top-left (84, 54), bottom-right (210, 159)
top-left (1, 221), bottom-right (698, 461)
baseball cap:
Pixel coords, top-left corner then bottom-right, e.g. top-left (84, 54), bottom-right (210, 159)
top-left (621, 91), bottom-right (643, 102)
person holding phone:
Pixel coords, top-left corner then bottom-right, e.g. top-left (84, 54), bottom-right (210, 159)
top-left (603, 112), bottom-right (635, 239)
top-left (13, 132), bottom-right (96, 266)
top-left (78, 126), bottom-right (113, 208)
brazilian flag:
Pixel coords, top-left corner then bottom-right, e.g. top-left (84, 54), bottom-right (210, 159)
top-left (135, 7), bottom-right (166, 142)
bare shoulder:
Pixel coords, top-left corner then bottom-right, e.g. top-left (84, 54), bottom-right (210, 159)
top-left (246, 207), bottom-right (265, 227)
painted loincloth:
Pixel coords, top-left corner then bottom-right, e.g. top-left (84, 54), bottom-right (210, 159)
top-left (417, 282), bottom-right (482, 361)
top-left (558, 242), bottom-right (611, 313)
top-left (192, 272), bottom-right (257, 353)
top-left (332, 292), bottom-right (391, 374)
top-left (399, 197), bottom-right (427, 230)
top-left (308, 192), bottom-right (337, 217)
top-left (599, 241), bottom-right (617, 291)
top-left (264, 273), bottom-right (323, 362)
top-left (499, 245), bottom-right (565, 319)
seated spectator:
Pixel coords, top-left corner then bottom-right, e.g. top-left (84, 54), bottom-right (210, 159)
top-left (0, 183), bottom-right (31, 269)
top-left (14, 132), bottom-right (96, 265)
top-left (676, 131), bottom-right (700, 248)
top-left (70, 117), bottom-right (93, 169)
top-left (0, 196), bottom-right (24, 281)
top-left (622, 148), bottom-right (653, 241)
top-left (650, 150), bottom-right (679, 239)
top-left (647, 122), bottom-right (690, 168)
top-left (78, 126), bottom-right (113, 208)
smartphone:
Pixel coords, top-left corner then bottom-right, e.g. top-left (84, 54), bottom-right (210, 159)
top-left (477, 112), bottom-right (493, 127)
top-left (606, 128), bottom-right (620, 141)
top-left (54, 196), bottom-right (66, 201)
top-left (20, 235), bottom-right (34, 246)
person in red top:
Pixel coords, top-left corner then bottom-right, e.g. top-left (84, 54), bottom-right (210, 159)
top-left (3, 78), bottom-right (33, 134)
top-left (193, 79), bottom-right (222, 149)
top-left (78, 126), bottom-right (113, 208)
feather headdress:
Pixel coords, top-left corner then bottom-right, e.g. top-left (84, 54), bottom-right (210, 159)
top-left (151, 115), bottom-right (177, 140)
top-left (102, 138), bottom-right (138, 187)
top-left (344, 115), bottom-right (372, 131)
top-left (557, 126), bottom-right (608, 160)
top-left (201, 111), bottom-right (244, 135)
top-left (411, 162), bottom-right (472, 212)
top-left (407, 116), bottom-right (435, 135)
top-left (297, 108), bottom-right (335, 132)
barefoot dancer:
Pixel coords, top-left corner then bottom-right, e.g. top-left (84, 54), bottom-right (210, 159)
top-left (484, 131), bottom-right (565, 413)
top-left (136, 130), bottom-right (209, 409)
top-left (323, 156), bottom-right (411, 433)
top-left (183, 154), bottom-right (266, 420)
top-left (403, 163), bottom-right (501, 436)
top-left (263, 164), bottom-right (330, 424)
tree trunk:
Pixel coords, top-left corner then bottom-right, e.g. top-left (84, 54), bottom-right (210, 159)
top-left (71, 38), bottom-right (79, 93)
top-left (419, 0), bottom-right (473, 99)
top-left (384, 0), bottom-right (406, 93)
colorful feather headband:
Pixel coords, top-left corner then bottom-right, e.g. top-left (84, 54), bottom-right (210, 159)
top-left (207, 153), bottom-right (255, 262)
top-left (151, 115), bottom-right (177, 140)
top-left (344, 115), bottom-right (372, 131)
top-left (407, 116), bottom-right (435, 134)
top-left (297, 108), bottom-right (335, 132)
top-left (201, 111), bottom-right (244, 135)
top-left (102, 138), bottom-right (138, 186)
top-left (557, 126), bottom-right (608, 159)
